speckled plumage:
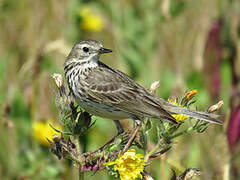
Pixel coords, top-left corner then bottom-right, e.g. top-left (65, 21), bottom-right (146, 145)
top-left (64, 40), bottom-right (222, 125)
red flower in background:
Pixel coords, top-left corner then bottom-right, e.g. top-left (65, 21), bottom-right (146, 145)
top-left (227, 105), bottom-right (240, 152)
top-left (204, 19), bottom-right (240, 153)
top-left (203, 19), bottom-right (223, 102)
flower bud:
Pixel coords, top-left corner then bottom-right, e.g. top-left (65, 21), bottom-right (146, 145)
top-left (207, 100), bottom-right (224, 113)
top-left (52, 73), bottom-right (64, 88)
top-left (149, 81), bottom-right (160, 94)
top-left (184, 90), bottom-right (198, 100)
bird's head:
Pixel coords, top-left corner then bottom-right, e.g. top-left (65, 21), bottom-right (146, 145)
top-left (65, 40), bottom-right (112, 64)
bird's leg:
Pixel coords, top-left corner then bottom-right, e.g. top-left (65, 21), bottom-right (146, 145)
top-left (93, 120), bottom-right (124, 152)
top-left (114, 120), bottom-right (124, 135)
top-left (121, 120), bottom-right (142, 155)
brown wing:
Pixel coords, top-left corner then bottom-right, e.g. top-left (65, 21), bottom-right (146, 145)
top-left (79, 62), bottom-right (177, 124)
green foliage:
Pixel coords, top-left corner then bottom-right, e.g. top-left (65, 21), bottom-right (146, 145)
top-left (220, 59), bottom-right (232, 109)
top-left (11, 90), bottom-right (30, 119)
top-left (0, 57), bottom-right (8, 106)
top-left (0, 0), bottom-right (237, 179)
top-left (170, 0), bottom-right (186, 17)
top-left (160, 70), bottom-right (177, 99)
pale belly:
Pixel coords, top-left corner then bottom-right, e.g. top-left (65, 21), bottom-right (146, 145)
top-left (76, 99), bottom-right (130, 120)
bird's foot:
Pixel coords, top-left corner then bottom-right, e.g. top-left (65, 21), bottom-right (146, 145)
top-left (121, 121), bottom-right (142, 155)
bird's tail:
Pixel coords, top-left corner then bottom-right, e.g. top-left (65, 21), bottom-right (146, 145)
top-left (157, 98), bottom-right (222, 125)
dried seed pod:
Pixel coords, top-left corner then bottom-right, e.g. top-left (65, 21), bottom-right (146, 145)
top-left (207, 100), bottom-right (224, 113)
top-left (149, 81), bottom-right (160, 94)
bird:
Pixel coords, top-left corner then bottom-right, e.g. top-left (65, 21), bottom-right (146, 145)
top-left (64, 40), bottom-right (222, 137)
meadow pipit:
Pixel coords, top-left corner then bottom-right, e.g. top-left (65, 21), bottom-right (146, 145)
top-left (64, 40), bottom-right (222, 148)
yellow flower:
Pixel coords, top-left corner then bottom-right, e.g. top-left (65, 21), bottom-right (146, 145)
top-left (33, 121), bottom-right (62, 146)
top-left (79, 8), bottom-right (103, 32)
top-left (168, 99), bottom-right (188, 123)
top-left (104, 149), bottom-right (146, 180)
top-left (184, 90), bottom-right (198, 100)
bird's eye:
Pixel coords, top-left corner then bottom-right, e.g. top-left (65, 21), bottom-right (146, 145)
top-left (83, 47), bottom-right (89, 53)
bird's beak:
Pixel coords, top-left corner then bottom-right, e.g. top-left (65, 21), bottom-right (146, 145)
top-left (99, 47), bottom-right (112, 54)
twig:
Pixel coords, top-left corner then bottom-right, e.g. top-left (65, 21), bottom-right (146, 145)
top-left (169, 127), bottom-right (194, 140)
top-left (79, 168), bottom-right (84, 180)
top-left (121, 122), bottom-right (142, 155)
top-left (142, 170), bottom-right (154, 180)
top-left (144, 142), bottom-right (161, 162)
top-left (77, 136), bottom-right (84, 180)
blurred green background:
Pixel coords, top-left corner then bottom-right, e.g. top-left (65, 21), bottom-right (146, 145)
top-left (0, 0), bottom-right (240, 179)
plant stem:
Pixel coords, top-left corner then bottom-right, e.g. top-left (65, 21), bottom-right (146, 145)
top-left (144, 142), bottom-right (160, 162)
top-left (79, 168), bottom-right (84, 180)
top-left (169, 127), bottom-right (194, 140)
top-left (77, 136), bottom-right (84, 180)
